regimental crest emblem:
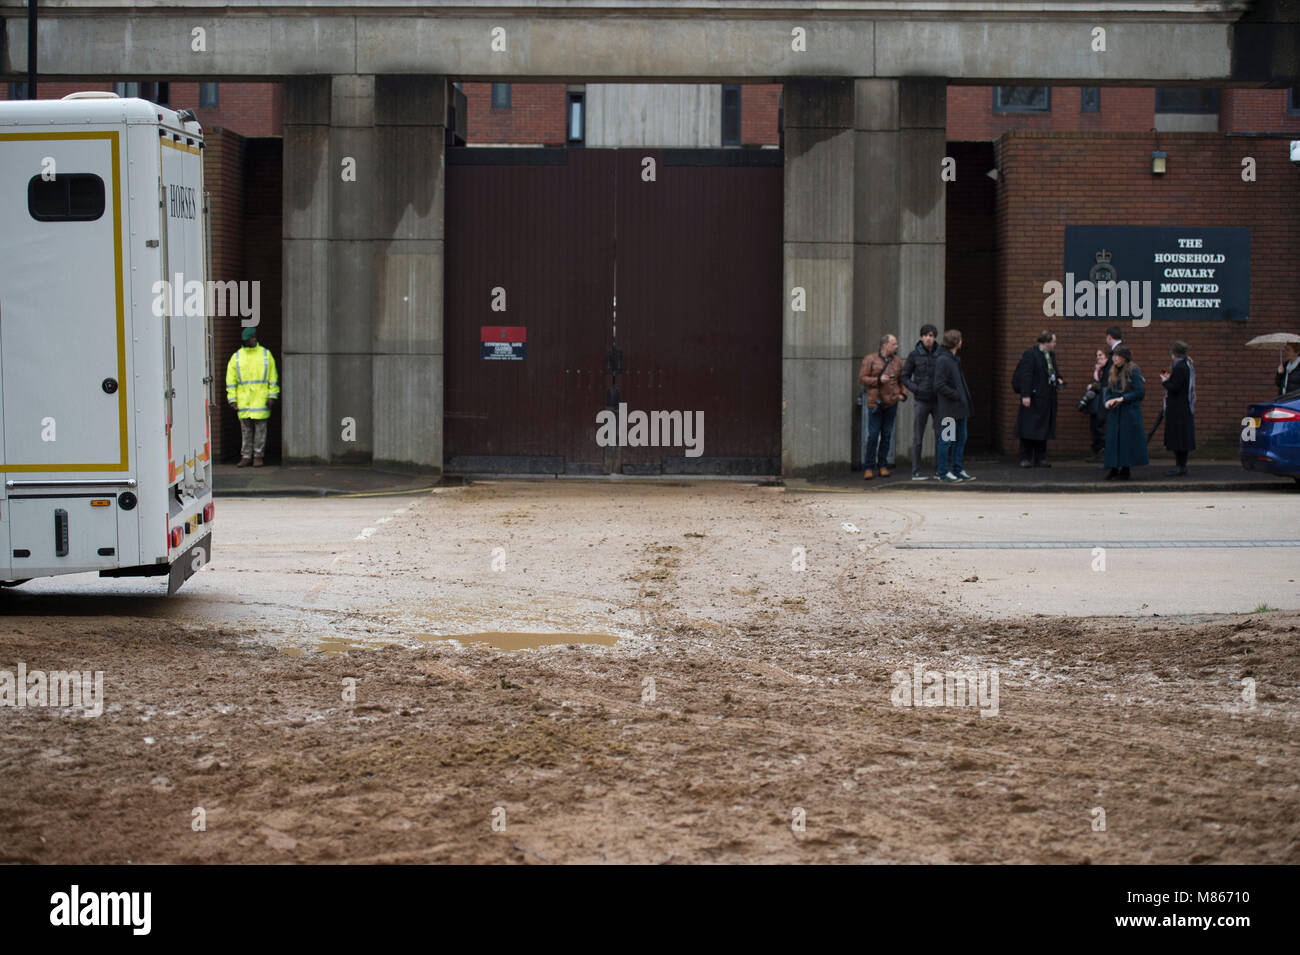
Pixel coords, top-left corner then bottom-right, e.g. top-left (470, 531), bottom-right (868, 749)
top-left (1089, 248), bottom-right (1117, 283)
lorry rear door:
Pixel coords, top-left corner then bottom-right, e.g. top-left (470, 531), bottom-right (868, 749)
top-left (159, 133), bottom-right (208, 484)
top-left (0, 131), bottom-right (128, 473)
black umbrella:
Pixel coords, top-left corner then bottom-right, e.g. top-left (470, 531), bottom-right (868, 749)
top-left (1146, 409), bottom-right (1164, 444)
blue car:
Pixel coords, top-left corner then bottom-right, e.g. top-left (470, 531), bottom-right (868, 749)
top-left (1241, 389), bottom-right (1300, 483)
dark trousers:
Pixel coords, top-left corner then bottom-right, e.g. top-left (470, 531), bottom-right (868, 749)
top-left (912, 398), bottom-right (937, 475)
top-left (1175, 450), bottom-right (1188, 468)
top-left (1088, 414), bottom-right (1105, 453)
top-left (1019, 437), bottom-right (1047, 463)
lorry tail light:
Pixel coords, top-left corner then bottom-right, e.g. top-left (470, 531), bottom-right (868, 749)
top-left (170, 527), bottom-right (184, 549)
top-left (1262, 407), bottom-right (1300, 422)
top-left (203, 503), bottom-right (214, 523)
top-left (90, 499), bottom-right (111, 507)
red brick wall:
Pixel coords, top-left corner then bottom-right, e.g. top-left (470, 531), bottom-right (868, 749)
top-left (204, 131), bottom-right (284, 462)
top-left (462, 82), bottom-right (567, 144)
top-left (948, 86), bottom-right (1156, 141)
top-left (742, 84), bottom-right (782, 146)
top-left (0, 81), bottom-right (113, 100)
top-left (170, 82), bottom-right (284, 139)
top-left (993, 131), bottom-right (1300, 456)
top-left (1220, 88), bottom-right (1300, 133)
top-left (0, 81), bottom-right (282, 138)
top-left (204, 130), bottom-right (246, 463)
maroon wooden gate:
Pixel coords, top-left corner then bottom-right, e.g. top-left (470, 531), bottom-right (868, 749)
top-left (444, 147), bottom-right (781, 474)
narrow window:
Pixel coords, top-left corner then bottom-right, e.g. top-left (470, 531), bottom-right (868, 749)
top-left (567, 91), bottom-right (585, 145)
top-left (28, 174), bottom-right (106, 222)
top-left (722, 84), bottom-right (742, 145)
top-left (491, 83), bottom-right (511, 109)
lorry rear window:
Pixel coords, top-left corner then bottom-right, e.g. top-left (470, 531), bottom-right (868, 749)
top-left (28, 174), bottom-right (105, 222)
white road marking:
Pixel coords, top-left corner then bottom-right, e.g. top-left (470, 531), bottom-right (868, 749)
top-left (355, 527), bottom-right (376, 540)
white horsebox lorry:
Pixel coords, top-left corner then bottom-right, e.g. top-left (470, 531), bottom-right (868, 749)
top-left (0, 92), bottom-right (214, 593)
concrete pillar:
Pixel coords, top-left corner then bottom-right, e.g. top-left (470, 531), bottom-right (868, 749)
top-left (782, 79), bottom-right (857, 475)
top-left (282, 76), bottom-right (333, 463)
top-left (781, 77), bottom-right (946, 476)
top-left (856, 78), bottom-right (947, 473)
top-left (370, 77), bottom-right (446, 469)
top-left (281, 75), bottom-right (446, 469)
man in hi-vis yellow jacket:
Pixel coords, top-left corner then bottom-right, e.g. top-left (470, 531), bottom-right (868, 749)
top-left (225, 326), bottom-right (280, 467)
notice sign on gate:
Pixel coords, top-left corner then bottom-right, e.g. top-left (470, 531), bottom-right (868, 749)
top-left (481, 326), bottom-right (527, 360)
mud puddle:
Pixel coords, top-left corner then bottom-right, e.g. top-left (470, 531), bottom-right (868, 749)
top-left (414, 631), bottom-right (621, 651)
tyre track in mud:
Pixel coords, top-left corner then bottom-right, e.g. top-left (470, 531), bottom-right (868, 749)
top-left (5, 484), bottom-right (1294, 863)
top-left (469, 495), bottom-right (1298, 780)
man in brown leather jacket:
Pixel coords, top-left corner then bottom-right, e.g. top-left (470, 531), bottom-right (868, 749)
top-left (858, 333), bottom-right (908, 479)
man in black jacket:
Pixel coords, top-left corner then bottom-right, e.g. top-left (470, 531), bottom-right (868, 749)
top-left (901, 324), bottom-right (940, 480)
top-left (1012, 330), bottom-right (1064, 468)
top-left (934, 329), bottom-right (975, 483)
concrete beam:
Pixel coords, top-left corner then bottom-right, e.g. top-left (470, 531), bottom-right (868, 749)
top-left (1, 8), bottom-right (1245, 82)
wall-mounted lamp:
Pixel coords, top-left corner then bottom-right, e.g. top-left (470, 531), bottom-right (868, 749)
top-left (1150, 128), bottom-right (1167, 175)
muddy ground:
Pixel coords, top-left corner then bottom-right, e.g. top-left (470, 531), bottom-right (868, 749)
top-left (1, 482), bottom-right (1296, 863)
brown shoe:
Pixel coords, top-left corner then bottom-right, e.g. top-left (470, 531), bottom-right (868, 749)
top-left (879, 467), bottom-right (891, 478)
top-left (863, 469), bottom-right (874, 480)
top-left (252, 456), bottom-right (264, 468)
top-left (236, 457), bottom-right (251, 468)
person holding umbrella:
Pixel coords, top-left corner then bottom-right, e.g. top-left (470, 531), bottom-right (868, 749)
top-left (1102, 345), bottom-right (1147, 480)
top-left (1245, 333), bottom-right (1300, 396)
top-left (1159, 341), bottom-right (1196, 476)
top-left (1278, 341), bottom-right (1300, 396)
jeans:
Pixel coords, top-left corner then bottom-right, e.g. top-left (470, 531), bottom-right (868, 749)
top-left (937, 417), bottom-right (967, 476)
top-left (863, 403), bottom-right (897, 470)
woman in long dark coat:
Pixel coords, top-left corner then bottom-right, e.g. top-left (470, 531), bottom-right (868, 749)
top-left (1102, 345), bottom-right (1148, 479)
top-left (1160, 341), bottom-right (1196, 476)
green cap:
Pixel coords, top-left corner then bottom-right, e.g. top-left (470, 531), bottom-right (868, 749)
top-left (241, 326), bottom-right (257, 342)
